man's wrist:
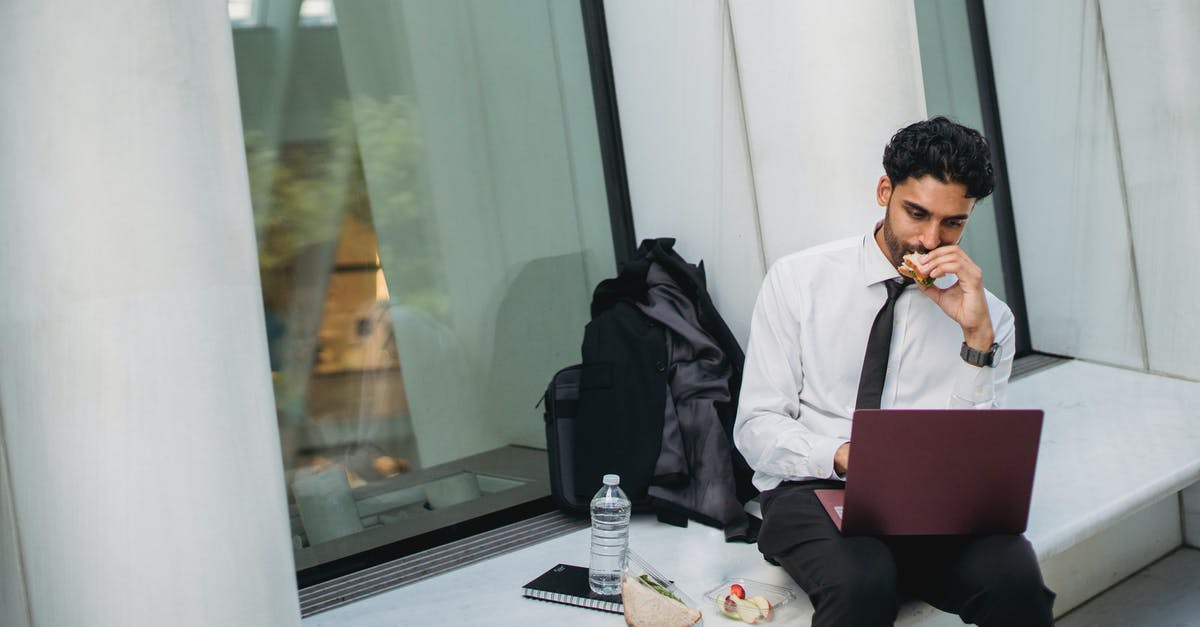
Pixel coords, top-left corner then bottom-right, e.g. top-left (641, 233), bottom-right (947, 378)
top-left (962, 327), bottom-right (995, 352)
top-left (960, 341), bottom-right (1000, 368)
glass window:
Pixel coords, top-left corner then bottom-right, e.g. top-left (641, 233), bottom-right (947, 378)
top-left (228, 0), bottom-right (257, 26)
top-left (914, 0), bottom-right (1033, 355)
top-left (228, 0), bottom-right (333, 27)
top-left (914, 0), bottom-right (1007, 303)
top-left (231, 0), bottom-right (616, 577)
top-left (299, 0), bottom-right (335, 26)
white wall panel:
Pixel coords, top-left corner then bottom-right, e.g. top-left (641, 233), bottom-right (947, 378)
top-left (1100, 0), bottom-right (1200, 380)
top-left (984, 0), bottom-right (1145, 368)
top-left (0, 421), bottom-right (30, 627)
top-left (606, 1), bottom-right (930, 346)
top-left (605, 0), bottom-right (765, 346)
top-left (729, 0), bottom-right (928, 265)
top-left (0, 2), bottom-right (300, 625)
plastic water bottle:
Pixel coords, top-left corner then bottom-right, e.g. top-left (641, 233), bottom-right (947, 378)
top-left (588, 473), bottom-right (631, 595)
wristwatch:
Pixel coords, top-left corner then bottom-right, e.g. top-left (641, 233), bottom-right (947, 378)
top-left (960, 341), bottom-right (1000, 367)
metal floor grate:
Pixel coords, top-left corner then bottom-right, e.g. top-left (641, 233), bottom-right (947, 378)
top-left (1011, 352), bottom-right (1070, 381)
top-left (299, 510), bottom-right (587, 617)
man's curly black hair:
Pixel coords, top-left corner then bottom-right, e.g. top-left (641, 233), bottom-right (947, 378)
top-left (882, 116), bottom-right (995, 199)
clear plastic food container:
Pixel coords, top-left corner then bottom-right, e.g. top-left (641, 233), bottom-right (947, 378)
top-left (703, 578), bottom-right (800, 623)
top-left (623, 550), bottom-right (704, 625)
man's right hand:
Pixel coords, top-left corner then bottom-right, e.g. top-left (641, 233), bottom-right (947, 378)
top-left (834, 443), bottom-right (850, 476)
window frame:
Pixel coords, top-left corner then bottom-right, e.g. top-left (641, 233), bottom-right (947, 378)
top-left (582, 0), bottom-right (638, 266)
top-left (291, 0), bottom-right (636, 593)
top-left (964, 0), bottom-right (1034, 358)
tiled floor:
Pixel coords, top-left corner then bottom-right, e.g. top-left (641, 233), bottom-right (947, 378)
top-left (1058, 548), bottom-right (1200, 627)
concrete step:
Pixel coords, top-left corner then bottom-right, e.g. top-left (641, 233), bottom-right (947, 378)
top-left (1057, 547), bottom-right (1200, 627)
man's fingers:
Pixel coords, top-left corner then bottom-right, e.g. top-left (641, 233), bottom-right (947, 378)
top-left (916, 246), bottom-right (972, 272)
top-left (925, 258), bottom-right (967, 279)
top-left (921, 251), bottom-right (981, 284)
top-left (919, 245), bottom-right (964, 262)
top-left (916, 281), bottom-right (944, 301)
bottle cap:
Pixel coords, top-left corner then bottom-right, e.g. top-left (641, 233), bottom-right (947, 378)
top-left (603, 474), bottom-right (620, 486)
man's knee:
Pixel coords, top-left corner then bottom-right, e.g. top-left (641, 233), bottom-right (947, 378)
top-left (835, 537), bottom-right (898, 593)
top-left (960, 535), bottom-right (1055, 625)
top-left (962, 535), bottom-right (1044, 587)
top-left (809, 538), bottom-right (900, 623)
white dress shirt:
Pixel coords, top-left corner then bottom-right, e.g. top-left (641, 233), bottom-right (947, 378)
top-left (733, 227), bottom-right (1016, 491)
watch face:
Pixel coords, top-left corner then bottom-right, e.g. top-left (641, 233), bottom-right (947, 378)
top-left (983, 343), bottom-right (999, 366)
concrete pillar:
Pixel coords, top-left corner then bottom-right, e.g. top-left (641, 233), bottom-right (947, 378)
top-left (0, 3), bottom-right (301, 626)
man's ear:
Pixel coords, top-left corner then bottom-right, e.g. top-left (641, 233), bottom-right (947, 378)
top-left (876, 175), bottom-right (893, 207)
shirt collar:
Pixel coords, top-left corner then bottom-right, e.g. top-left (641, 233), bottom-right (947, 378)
top-left (861, 221), bottom-right (907, 287)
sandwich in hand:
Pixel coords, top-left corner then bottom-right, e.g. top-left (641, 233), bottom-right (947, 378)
top-left (622, 572), bottom-right (702, 627)
top-left (897, 252), bottom-right (934, 287)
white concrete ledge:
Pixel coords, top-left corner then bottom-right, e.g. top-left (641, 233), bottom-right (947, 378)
top-left (1009, 361), bottom-right (1200, 564)
top-left (1034, 461), bottom-right (1199, 562)
top-left (305, 360), bottom-right (1200, 626)
top-left (1185, 483), bottom-right (1200, 547)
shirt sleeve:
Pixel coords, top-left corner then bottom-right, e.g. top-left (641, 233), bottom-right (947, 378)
top-left (734, 262), bottom-right (848, 480)
top-left (948, 303), bottom-right (1017, 408)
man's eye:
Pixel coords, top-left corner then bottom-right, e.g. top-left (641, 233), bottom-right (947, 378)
top-left (946, 220), bottom-right (966, 228)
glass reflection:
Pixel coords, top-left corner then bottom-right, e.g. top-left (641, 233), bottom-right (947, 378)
top-left (231, 0), bottom-right (615, 571)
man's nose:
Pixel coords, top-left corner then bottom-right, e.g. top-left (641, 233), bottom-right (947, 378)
top-left (920, 223), bottom-right (940, 250)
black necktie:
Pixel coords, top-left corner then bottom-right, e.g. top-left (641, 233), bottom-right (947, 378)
top-left (856, 279), bottom-right (909, 410)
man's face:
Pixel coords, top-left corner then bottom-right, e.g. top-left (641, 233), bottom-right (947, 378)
top-left (875, 174), bottom-right (976, 267)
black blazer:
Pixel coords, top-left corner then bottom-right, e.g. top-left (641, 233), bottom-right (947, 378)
top-left (574, 238), bottom-right (756, 537)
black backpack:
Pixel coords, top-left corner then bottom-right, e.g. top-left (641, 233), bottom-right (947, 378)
top-left (541, 239), bottom-right (757, 538)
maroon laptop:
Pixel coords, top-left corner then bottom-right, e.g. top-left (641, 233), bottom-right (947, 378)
top-left (814, 409), bottom-right (1043, 535)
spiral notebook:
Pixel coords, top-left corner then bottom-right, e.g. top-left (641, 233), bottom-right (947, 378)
top-left (521, 563), bottom-right (623, 614)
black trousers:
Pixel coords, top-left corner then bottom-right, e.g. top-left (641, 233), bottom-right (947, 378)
top-left (757, 480), bottom-right (1056, 627)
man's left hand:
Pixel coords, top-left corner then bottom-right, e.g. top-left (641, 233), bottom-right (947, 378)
top-left (911, 246), bottom-right (994, 350)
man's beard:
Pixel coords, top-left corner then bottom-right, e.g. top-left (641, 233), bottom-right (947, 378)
top-left (880, 206), bottom-right (924, 268)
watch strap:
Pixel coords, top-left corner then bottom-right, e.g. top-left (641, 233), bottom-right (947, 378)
top-left (961, 341), bottom-right (999, 367)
